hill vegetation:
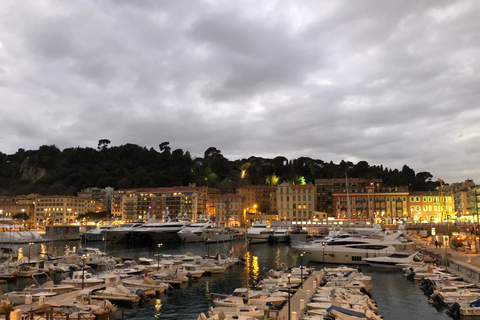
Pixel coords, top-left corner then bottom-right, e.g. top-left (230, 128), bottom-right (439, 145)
top-left (0, 140), bottom-right (438, 196)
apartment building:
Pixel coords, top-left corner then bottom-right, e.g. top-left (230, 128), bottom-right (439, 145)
top-left (276, 182), bottom-right (316, 221)
top-left (409, 191), bottom-right (454, 223)
top-left (315, 178), bottom-right (383, 217)
top-left (215, 193), bottom-right (245, 227)
top-left (34, 195), bottom-right (96, 226)
top-left (236, 185), bottom-right (277, 214)
top-left (334, 186), bottom-right (409, 224)
top-left (112, 184), bottom-right (208, 222)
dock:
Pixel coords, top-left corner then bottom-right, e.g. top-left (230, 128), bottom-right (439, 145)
top-left (277, 270), bottom-right (324, 320)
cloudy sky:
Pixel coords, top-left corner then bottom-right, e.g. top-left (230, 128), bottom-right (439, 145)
top-left (1, 1), bottom-right (479, 184)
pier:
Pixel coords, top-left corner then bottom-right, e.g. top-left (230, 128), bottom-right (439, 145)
top-left (277, 270), bottom-right (324, 320)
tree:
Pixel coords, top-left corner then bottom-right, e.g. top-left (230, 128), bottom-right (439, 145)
top-left (97, 139), bottom-right (111, 150)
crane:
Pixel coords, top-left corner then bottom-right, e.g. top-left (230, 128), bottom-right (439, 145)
top-left (438, 179), bottom-right (449, 222)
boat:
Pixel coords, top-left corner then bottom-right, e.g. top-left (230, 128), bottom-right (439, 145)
top-left (364, 251), bottom-right (424, 268)
top-left (0, 217), bottom-right (44, 243)
top-left (207, 304), bottom-right (267, 319)
top-left (288, 226), bottom-right (312, 242)
top-left (104, 221), bottom-right (144, 243)
top-left (127, 213), bottom-right (191, 243)
top-left (84, 224), bottom-right (117, 242)
top-left (61, 270), bottom-right (104, 288)
top-left (213, 288), bottom-right (286, 308)
top-left (121, 275), bottom-right (171, 296)
top-left (177, 214), bottom-right (213, 243)
top-left (272, 227), bottom-right (290, 243)
top-left (89, 284), bottom-right (141, 307)
top-left (292, 225), bottom-right (416, 265)
top-left (203, 227), bottom-right (237, 243)
top-left (246, 220), bottom-right (274, 244)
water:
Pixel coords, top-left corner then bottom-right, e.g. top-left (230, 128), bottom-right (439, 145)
top-left (4, 240), bottom-right (454, 320)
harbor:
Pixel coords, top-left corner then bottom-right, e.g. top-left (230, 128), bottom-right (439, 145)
top-left (0, 233), bottom-right (475, 320)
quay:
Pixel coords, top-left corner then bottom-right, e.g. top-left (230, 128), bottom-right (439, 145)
top-left (413, 236), bottom-right (480, 285)
top-left (277, 270), bottom-right (324, 320)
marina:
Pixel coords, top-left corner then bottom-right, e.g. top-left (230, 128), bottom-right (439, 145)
top-left (0, 232), bottom-right (472, 320)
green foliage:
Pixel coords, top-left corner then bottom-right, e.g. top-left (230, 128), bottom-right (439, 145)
top-left (77, 211), bottom-right (112, 222)
top-left (0, 143), bottom-right (438, 196)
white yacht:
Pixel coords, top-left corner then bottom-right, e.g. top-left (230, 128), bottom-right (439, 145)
top-left (0, 217), bottom-right (44, 243)
top-left (272, 227), bottom-right (290, 242)
top-left (292, 225), bottom-right (416, 265)
top-left (246, 220), bottom-right (274, 244)
top-left (177, 214), bottom-right (213, 242)
top-left (128, 213), bottom-right (191, 243)
top-left (84, 224), bottom-right (117, 242)
top-left (364, 251), bottom-right (424, 268)
top-left (104, 221), bottom-right (144, 243)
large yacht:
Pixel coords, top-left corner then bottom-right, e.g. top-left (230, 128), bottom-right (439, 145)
top-left (84, 224), bottom-right (117, 242)
top-left (104, 221), bottom-right (144, 243)
top-left (0, 217), bottom-right (44, 243)
top-left (292, 225), bottom-right (415, 265)
top-left (246, 220), bottom-right (274, 244)
top-left (177, 214), bottom-right (213, 243)
top-left (128, 213), bottom-right (191, 243)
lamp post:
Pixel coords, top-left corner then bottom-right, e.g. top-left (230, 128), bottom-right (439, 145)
top-left (157, 243), bottom-right (163, 270)
top-left (287, 273), bottom-right (291, 320)
top-left (322, 241), bottom-right (326, 270)
top-left (28, 242), bottom-right (34, 263)
top-left (81, 254), bottom-right (86, 290)
top-left (300, 252), bottom-right (304, 289)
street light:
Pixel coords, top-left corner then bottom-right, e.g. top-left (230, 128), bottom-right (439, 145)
top-left (287, 273), bottom-right (291, 320)
top-left (28, 242), bottom-right (34, 263)
top-left (322, 241), bottom-right (326, 270)
top-left (300, 252), bottom-right (305, 288)
top-left (157, 243), bottom-right (163, 270)
top-left (81, 254), bottom-right (86, 290)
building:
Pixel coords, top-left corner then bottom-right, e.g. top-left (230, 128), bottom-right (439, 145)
top-left (276, 182), bottom-right (316, 221)
top-left (466, 186), bottom-right (480, 223)
top-left (206, 188), bottom-right (221, 217)
top-left (215, 193), bottom-right (245, 227)
top-left (78, 187), bottom-right (114, 212)
top-left (236, 185), bottom-right (277, 214)
top-left (409, 191), bottom-right (454, 223)
top-left (34, 195), bottom-right (93, 226)
top-left (315, 178), bottom-right (383, 218)
top-left (112, 184), bottom-right (209, 222)
top-left (333, 186), bottom-right (409, 224)
top-left (0, 195), bottom-right (35, 227)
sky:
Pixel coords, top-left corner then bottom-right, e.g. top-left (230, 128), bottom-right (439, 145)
top-left (0, 1), bottom-right (479, 184)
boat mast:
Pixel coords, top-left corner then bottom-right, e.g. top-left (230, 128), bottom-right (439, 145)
top-left (346, 172), bottom-right (351, 227)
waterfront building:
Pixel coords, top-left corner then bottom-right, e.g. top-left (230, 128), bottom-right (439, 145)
top-left (334, 185), bottom-right (409, 224)
top-left (236, 185), bottom-right (277, 215)
top-left (0, 195), bottom-right (35, 227)
top-left (206, 188), bottom-right (221, 217)
top-left (466, 186), bottom-right (480, 223)
top-left (315, 178), bottom-right (383, 218)
top-left (34, 195), bottom-right (93, 226)
top-left (409, 191), bottom-right (454, 223)
top-left (276, 182), bottom-right (316, 221)
top-left (112, 184), bottom-right (208, 222)
top-left (215, 193), bottom-right (245, 227)
top-left (78, 187), bottom-right (114, 212)
top-left (443, 180), bottom-right (476, 220)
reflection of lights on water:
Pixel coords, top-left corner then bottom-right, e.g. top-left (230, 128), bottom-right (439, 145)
top-left (252, 256), bottom-right (259, 280)
top-left (204, 280), bottom-right (211, 301)
top-left (243, 252), bottom-right (260, 286)
top-left (154, 298), bottom-right (162, 318)
top-left (275, 247), bottom-right (281, 268)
